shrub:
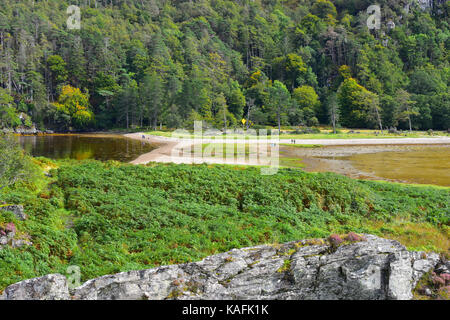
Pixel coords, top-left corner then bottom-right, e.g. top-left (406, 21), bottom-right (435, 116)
top-left (328, 234), bottom-right (343, 246)
top-left (345, 232), bottom-right (365, 242)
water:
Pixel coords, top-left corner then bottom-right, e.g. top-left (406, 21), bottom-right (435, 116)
top-left (17, 134), bottom-right (156, 162)
top-left (16, 135), bottom-right (450, 186)
top-left (345, 145), bottom-right (450, 186)
top-left (281, 144), bottom-right (450, 187)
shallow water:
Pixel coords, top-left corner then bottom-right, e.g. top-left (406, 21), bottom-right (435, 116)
top-left (281, 144), bottom-right (450, 187)
top-left (344, 145), bottom-right (450, 186)
top-left (17, 134), bottom-right (156, 162)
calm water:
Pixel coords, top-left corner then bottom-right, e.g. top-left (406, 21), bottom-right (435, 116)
top-left (18, 134), bottom-right (156, 162)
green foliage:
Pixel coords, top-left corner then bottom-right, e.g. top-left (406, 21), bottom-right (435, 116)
top-left (0, 88), bottom-right (19, 128)
top-left (267, 80), bottom-right (290, 132)
top-left (47, 55), bottom-right (68, 92)
top-left (292, 85), bottom-right (320, 126)
top-left (0, 0), bottom-right (448, 131)
top-left (0, 161), bottom-right (448, 290)
top-left (0, 135), bottom-right (38, 191)
top-left (337, 78), bottom-right (380, 128)
top-left (53, 85), bottom-right (94, 129)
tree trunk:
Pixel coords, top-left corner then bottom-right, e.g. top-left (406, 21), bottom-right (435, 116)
top-left (223, 105), bottom-right (227, 135)
top-left (375, 106), bottom-right (383, 133)
top-left (332, 110), bottom-right (336, 134)
top-left (407, 106), bottom-right (412, 132)
top-left (277, 107), bottom-right (281, 135)
top-left (246, 106), bottom-right (251, 130)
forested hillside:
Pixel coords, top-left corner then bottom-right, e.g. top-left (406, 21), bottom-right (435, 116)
top-left (0, 0), bottom-right (448, 131)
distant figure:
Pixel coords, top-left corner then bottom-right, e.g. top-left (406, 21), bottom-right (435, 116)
top-left (142, 135), bottom-right (145, 139)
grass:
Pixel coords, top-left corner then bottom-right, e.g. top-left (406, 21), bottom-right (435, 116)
top-left (279, 157), bottom-right (306, 168)
top-left (190, 143), bottom-right (307, 168)
top-left (195, 143), bottom-right (252, 157)
top-left (0, 160), bottom-right (448, 291)
top-left (144, 129), bottom-right (449, 140)
top-left (280, 144), bottom-right (323, 148)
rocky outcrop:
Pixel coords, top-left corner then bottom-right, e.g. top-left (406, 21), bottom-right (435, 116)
top-left (0, 222), bottom-right (32, 250)
top-left (0, 235), bottom-right (443, 300)
top-left (13, 126), bottom-right (38, 135)
top-left (0, 274), bottom-right (70, 300)
top-left (0, 205), bottom-right (27, 221)
top-left (0, 205), bottom-right (32, 250)
top-left (413, 0), bottom-right (447, 10)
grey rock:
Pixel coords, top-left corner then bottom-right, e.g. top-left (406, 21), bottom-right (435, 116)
top-left (435, 260), bottom-right (450, 274)
top-left (0, 205), bottom-right (27, 221)
top-left (6, 229), bottom-right (15, 240)
top-left (71, 235), bottom-right (440, 300)
top-left (11, 239), bottom-right (33, 248)
top-left (14, 126), bottom-right (38, 135)
top-left (414, 0), bottom-right (446, 11)
top-left (410, 251), bottom-right (441, 284)
top-left (423, 288), bottom-right (432, 296)
top-left (1, 235), bottom-right (443, 300)
top-left (0, 236), bottom-right (7, 245)
top-left (1, 274), bottom-right (70, 300)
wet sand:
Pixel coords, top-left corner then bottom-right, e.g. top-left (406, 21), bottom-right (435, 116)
top-left (125, 133), bottom-right (181, 164)
top-left (126, 133), bottom-right (450, 164)
top-left (125, 133), bottom-right (263, 165)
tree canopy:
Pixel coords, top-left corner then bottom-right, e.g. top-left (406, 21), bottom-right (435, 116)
top-left (0, 0), bottom-right (448, 131)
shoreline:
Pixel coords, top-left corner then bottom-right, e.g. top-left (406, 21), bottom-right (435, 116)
top-left (125, 132), bottom-right (450, 165)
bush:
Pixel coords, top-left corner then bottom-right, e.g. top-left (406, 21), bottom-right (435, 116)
top-left (0, 134), bottom-right (38, 191)
top-left (292, 127), bottom-right (321, 134)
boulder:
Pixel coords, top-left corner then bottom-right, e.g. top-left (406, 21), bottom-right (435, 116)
top-left (0, 205), bottom-right (27, 221)
top-left (72, 235), bottom-right (440, 300)
top-left (14, 126), bottom-right (38, 135)
top-left (11, 239), bottom-right (33, 249)
top-left (0, 274), bottom-right (70, 300)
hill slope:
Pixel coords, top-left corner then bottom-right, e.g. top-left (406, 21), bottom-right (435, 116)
top-left (0, 0), bottom-right (448, 131)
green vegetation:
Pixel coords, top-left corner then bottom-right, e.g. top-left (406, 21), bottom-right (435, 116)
top-left (52, 85), bottom-right (94, 130)
top-left (196, 143), bottom-right (251, 157)
top-left (279, 157), bottom-right (307, 168)
top-left (280, 144), bottom-right (323, 148)
top-left (0, 160), bottom-right (448, 291)
top-left (0, 135), bottom-right (38, 191)
top-left (0, 0), bottom-right (448, 133)
top-left (146, 128), bottom-right (449, 140)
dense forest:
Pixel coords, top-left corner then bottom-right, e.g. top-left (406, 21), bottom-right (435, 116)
top-left (0, 0), bottom-right (448, 132)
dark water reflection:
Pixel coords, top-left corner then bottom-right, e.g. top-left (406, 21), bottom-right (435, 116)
top-left (18, 134), bottom-right (156, 162)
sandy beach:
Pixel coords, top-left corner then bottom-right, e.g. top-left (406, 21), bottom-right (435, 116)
top-left (125, 132), bottom-right (450, 165)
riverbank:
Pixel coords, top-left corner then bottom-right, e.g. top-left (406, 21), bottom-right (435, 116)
top-left (125, 132), bottom-right (450, 186)
top-left (125, 131), bottom-right (450, 162)
top-left (144, 129), bottom-right (450, 140)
